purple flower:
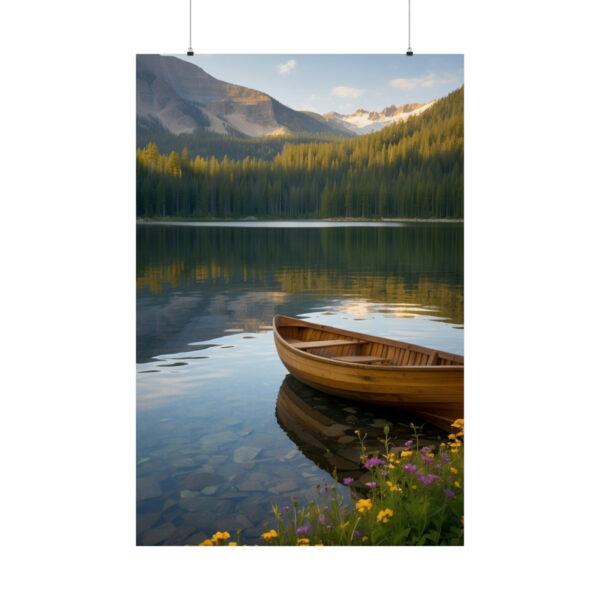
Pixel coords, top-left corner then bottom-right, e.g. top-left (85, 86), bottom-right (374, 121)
top-left (380, 470), bottom-right (388, 477)
top-left (365, 481), bottom-right (377, 489)
top-left (444, 489), bottom-right (456, 499)
top-left (405, 440), bottom-right (414, 447)
top-left (440, 452), bottom-right (450, 464)
top-left (403, 463), bottom-right (417, 474)
top-left (418, 474), bottom-right (440, 486)
top-left (421, 446), bottom-right (430, 453)
top-left (283, 506), bottom-right (289, 512)
top-left (422, 455), bottom-right (433, 464)
top-left (364, 457), bottom-right (384, 469)
top-left (318, 514), bottom-right (326, 525)
top-left (342, 477), bottom-right (354, 485)
top-left (354, 530), bottom-right (362, 538)
top-left (296, 523), bottom-right (311, 536)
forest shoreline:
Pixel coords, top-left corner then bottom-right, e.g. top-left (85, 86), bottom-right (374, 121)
top-left (136, 217), bottom-right (464, 225)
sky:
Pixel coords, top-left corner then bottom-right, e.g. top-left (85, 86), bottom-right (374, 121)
top-left (172, 54), bottom-right (463, 115)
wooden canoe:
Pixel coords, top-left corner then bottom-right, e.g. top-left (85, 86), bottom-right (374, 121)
top-left (273, 315), bottom-right (463, 430)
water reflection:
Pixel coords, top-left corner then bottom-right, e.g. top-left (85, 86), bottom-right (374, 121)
top-left (137, 224), bottom-right (463, 362)
top-left (276, 375), bottom-right (444, 490)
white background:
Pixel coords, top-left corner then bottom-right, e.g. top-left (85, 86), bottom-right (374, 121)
top-left (1, 1), bottom-right (599, 597)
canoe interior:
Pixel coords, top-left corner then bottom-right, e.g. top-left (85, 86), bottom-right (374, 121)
top-left (276, 319), bottom-right (463, 368)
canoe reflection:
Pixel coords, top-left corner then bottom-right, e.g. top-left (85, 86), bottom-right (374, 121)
top-left (275, 375), bottom-right (443, 486)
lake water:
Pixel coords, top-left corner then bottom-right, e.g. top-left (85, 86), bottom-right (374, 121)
top-left (136, 221), bottom-right (463, 545)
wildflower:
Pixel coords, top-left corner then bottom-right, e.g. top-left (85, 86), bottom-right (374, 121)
top-left (296, 524), bottom-right (311, 536)
top-left (440, 452), bottom-right (450, 464)
top-left (386, 481), bottom-right (402, 493)
top-left (421, 446), bottom-right (430, 453)
top-left (454, 481), bottom-right (461, 488)
top-left (401, 450), bottom-right (413, 458)
top-left (355, 498), bottom-right (372, 513)
top-left (444, 489), bottom-right (456, 499)
top-left (198, 539), bottom-right (213, 546)
top-left (450, 467), bottom-right (458, 474)
top-left (364, 457), bottom-right (384, 469)
top-left (354, 530), bottom-right (362, 538)
top-left (403, 463), bottom-right (417, 474)
top-left (314, 543), bottom-right (323, 546)
top-left (283, 505), bottom-right (289, 511)
top-left (448, 434), bottom-right (457, 441)
top-left (211, 531), bottom-right (231, 545)
top-left (261, 529), bottom-right (278, 542)
top-left (361, 536), bottom-right (368, 542)
top-left (366, 481), bottom-right (377, 489)
top-left (405, 440), bottom-right (414, 447)
top-left (343, 477), bottom-right (354, 485)
top-left (354, 429), bottom-right (360, 435)
top-left (451, 448), bottom-right (460, 454)
top-left (377, 508), bottom-right (394, 523)
top-left (422, 455), bottom-right (433, 464)
top-left (228, 542), bottom-right (238, 546)
top-left (451, 418), bottom-right (464, 429)
top-left (297, 538), bottom-right (310, 545)
top-left (380, 470), bottom-right (388, 477)
top-left (318, 514), bottom-right (326, 525)
top-left (418, 474), bottom-right (440, 486)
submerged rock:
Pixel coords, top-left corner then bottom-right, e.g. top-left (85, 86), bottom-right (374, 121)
top-left (137, 477), bottom-right (162, 501)
top-left (233, 446), bottom-right (261, 463)
top-left (182, 471), bottom-right (226, 490)
top-left (142, 522), bottom-right (176, 545)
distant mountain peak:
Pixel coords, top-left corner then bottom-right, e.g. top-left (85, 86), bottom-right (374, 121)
top-left (136, 54), bottom-right (350, 139)
top-left (323, 100), bottom-right (436, 135)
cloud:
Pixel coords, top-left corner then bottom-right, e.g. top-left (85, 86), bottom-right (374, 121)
top-left (388, 73), bottom-right (458, 91)
top-left (331, 86), bottom-right (365, 99)
top-left (278, 59), bottom-right (296, 75)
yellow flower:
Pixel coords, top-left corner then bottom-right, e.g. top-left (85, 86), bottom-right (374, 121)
top-left (448, 433), bottom-right (457, 440)
top-left (377, 508), bottom-right (394, 523)
top-left (211, 531), bottom-right (231, 545)
top-left (297, 538), bottom-right (310, 545)
top-left (228, 542), bottom-right (237, 546)
top-left (451, 448), bottom-right (459, 454)
top-left (314, 543), bottom-right (324, 546)
top-left (361, 536), bottom-right (368, 542)
top-left (401, 450), bottom-right (413, 458)
top-left (451, 418), bottom-right (464, 429)
top-left (426, 452), bottom-right (435, 460)
top-left (450, 467), bottom-right (458, 474)
top-left (355, 499), bottom-right (373, 513)
top-left (440, 442), bottom-right (447, 448)
top-left (386, 481), bottom-right (402, 492)
top-left (454, 481), bottom-right (461, 488)
top-left (198, 539), bottom-right (213, 546)
top-left (261, 529), bottom-right (278, 542)
top-left (411, 485), bottom-right (417, 490)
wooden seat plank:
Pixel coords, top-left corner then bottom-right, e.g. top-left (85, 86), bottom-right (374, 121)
top-left (290, 339), bottom-right (365, 350)
top-left (334, 355), bottom-right (390, 364)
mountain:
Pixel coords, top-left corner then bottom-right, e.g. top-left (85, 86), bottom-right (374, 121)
top-left (323, 101), bottom-right (436, 135)
top-left (136, 54), bottom-right (349, 139)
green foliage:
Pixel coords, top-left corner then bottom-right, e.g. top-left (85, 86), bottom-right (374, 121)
top-left (136, 87), bottom-right (464, 219)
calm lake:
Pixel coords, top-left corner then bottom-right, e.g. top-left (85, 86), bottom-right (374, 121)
top-left (136, 221), bottom-right (463, 545)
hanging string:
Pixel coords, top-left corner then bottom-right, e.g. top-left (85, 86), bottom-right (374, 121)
top-left (407, 0), bottom-right (413, 55)
top-left (187, 0), bottom-right (194, 55)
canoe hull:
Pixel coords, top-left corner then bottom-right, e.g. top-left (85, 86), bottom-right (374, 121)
top-left (273, 315), bottom-right (463, 429)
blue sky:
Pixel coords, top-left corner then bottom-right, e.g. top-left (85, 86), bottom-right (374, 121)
top-left (172, 54), bottom-right (463, 115)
